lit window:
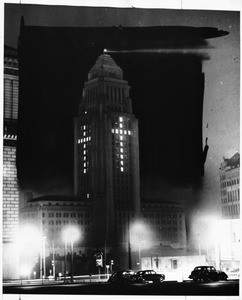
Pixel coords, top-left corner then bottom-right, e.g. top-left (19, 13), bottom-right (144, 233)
top-left (124, 130), bottom-right (127, 135)
top-left (115, 129), bottom-right (119, 134)
top-left (121, 167), bottom-right (124, 172)
top-left (84, 144), bottom-right (86, 148)
top-left (120, 136), bottom-right (123, 140)
top-left (87, 193), bottom-right (89, 198)
top-left (84, 163), bottom-right (86, 167)
top-left (84, 156), bottom-right (86, 161)
top-left (89, 137), bottom-right (91, 141)
top-left (78, 139), bottom-right (81, 144)
top-left (119, 117), bottom-right (123, 122)
top-left (84, 132), bottom-right (86, 136)
top-left (81, 139), bottom-right (83, 143)
top-left (84, 125), bottom-right (86, 130)
top-left (121, 161), bottom-right (124, 165)
top-left (120, 154), bottom-right (124, 159)
top-left (84, 150), bottom-right (86, 155)
top-left (120, 142), bottom-right (123, 147)
top-left (120, 148), bottom-right (123, 153)
top-left (120, 130), bottom-right (123, 134)
top-left (120, 124), bottom-right (123, 128)
top-left (128, 131), bottom-right (131, 135)
top-left (85, 111), bottom-right (87, 114)
top-left (84, 169), bottom-right (86, 173)
top-left (112, 129), bottom-right (115, 133)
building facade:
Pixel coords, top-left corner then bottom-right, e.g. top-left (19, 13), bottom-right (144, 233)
top-left (74, 54), bottom-right (140, 247)
top-left (141, 199), bottom-right (187, 248)
top-left (218, 152), bottom-right (240, 274)
top-left (3, 46), bottom-right (20, 279)
top-left (219, 152), bottom-right (240, 219)
top-left (20, 195), bottom-right (92, 255)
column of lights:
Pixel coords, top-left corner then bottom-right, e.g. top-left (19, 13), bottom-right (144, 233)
top-left (111, 116), bottom-right (131, 172)
top-left (77, 125), bottom-right (91, 174)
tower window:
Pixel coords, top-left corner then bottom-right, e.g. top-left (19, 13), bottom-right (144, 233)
top-left (119, 117), bottom-right (123, 122)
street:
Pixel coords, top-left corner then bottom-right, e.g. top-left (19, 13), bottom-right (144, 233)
top-left (3, 280), bottom-right (239, 296)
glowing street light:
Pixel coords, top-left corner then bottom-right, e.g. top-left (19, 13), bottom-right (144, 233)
top-left (62, 226), bottom-right (81, 282)
top-left (16, 225), bottom-right (41, 279)
top-left (130, 221), bottom-right (152, 267)
top-left (192, 214), bottom-right (223, 269)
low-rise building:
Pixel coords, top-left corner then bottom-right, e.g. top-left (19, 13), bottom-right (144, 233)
top-left (20, 195), bottom-right (92, 256)
top-left (141, 199), bottom-right (187, 248)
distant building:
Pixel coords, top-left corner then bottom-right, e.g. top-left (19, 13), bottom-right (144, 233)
top-left (141, 199), bottom-right (187, 248)
top-left (74, 54), bottom-right (140, 247)
top-left (219, 152), bottom-right (240, 219)
top-left (218, 152), bottom-right (240, 274)
top-left (20, 195), bottom-right (92, 256)
top-left (3, 45), bottom-right (19, 279)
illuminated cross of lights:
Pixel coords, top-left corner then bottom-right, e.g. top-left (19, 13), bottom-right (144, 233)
top-left (77, 125), bottom-right (91, 174)
top-left (111, 116), bottom-right (131, 172)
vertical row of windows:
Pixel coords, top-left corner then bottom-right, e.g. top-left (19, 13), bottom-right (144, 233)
top-left (111, 116), bottom-right (132, 173)
top-left (106, 86), bottom-right (124, 102)
top-left (77, 124), bottom-right (92, 174)
top-left (85, 87), bottom-right (98, 103)
top-left (222, 204), bottom-right (240, 216)
top-left (227, 189), bottom-right (240, 202)
top-left (4, 78), bottom-right (19, 120)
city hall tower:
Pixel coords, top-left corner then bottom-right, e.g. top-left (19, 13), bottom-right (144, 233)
top-left (74, 54), bottom-right (140, 247)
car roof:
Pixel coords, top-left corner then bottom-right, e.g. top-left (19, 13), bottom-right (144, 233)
top-left (195, 266), bottom-right (215, 268)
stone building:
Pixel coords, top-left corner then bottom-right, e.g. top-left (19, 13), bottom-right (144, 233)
top-left (141, 199), bottom-right (187, 248)
top-left (3, 45), bottom-right (20, 279)
top-left (219, 152), bottom-right (240, 219)
top-left (20, 195), bottom-right (92, 256)
top-left (218, 152), bottom-right (240, 273)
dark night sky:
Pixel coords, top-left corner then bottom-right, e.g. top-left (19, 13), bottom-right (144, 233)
top-left (3, 5), bottom-right (240, 224)
top-left (16, 25), bottom-right (224, 194)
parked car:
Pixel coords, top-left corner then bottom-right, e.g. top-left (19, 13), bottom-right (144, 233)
top-left (135, 270), bottom-right (165, 284)
top-left (189, 266), bottom-right (228, 283)
top-left (107, 270), bottom-right (137, 284)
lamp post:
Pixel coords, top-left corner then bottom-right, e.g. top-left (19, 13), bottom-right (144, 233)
top-left (130, 221), bottom-right (152, 269)
top-left (17, 225), bottom-right (41, 280)
top-left (62, 226), bottom-right (80, 283)
top-left (42, 236), bottom-right (47, 279)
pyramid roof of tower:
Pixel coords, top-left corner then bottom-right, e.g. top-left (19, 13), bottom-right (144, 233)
top-left (88, 53), bottom-right (123, 80)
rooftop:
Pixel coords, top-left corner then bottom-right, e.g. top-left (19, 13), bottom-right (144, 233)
top-left (88, 53), bottom-right (123, 80)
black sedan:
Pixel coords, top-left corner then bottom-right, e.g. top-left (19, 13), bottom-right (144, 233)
top-left (189, 266), bottom-right (228, 283)
top-left (107, 270), bottom-right (137, 284)
top-left (135, 270), bottom-right (165, 284)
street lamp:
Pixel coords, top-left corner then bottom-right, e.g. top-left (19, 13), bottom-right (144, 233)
top-left (130, 221), bottom-right (152, 268)
top-left (62, 226), bottom-right (80, 283)
top-left (17, 225), bottom-right (41, 279)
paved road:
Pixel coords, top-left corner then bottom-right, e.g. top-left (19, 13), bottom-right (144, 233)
top-left (3, 280), bottom-right (239, 296)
